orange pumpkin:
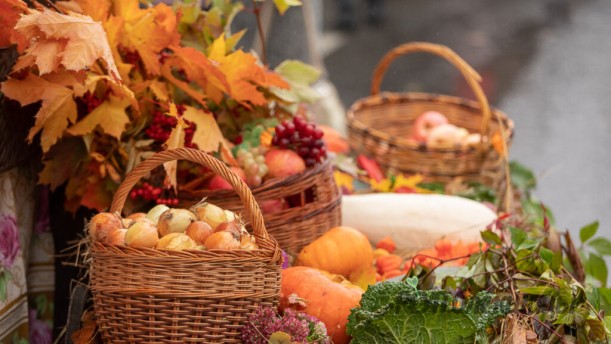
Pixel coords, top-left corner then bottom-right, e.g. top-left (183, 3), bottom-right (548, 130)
top-left (280, 267), bottom-right (363, 344)
top-left (295, 226), bottom-right (374, 284)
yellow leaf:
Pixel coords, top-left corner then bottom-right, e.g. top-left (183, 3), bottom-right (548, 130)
top-left (182, 106), bottom-right (223, 153)
top-left (163, 116), bottom-right (186, 190)
top-left (14, 10), bottom-right (121, 80)
top-left (102, 16), bottom-right (132, 80)
top-left (391, 174), bottom-right (431, 193)
top-left (67, 95), bottom-right (131, 140)
top-left (70, 0), bottom-right (111, 21)
top-left (370, 177), bottom-right (393, 192)
top-left (116, 1), bottom-right (180, 76)
top-left (269, 332), bottom-right (292, 344)
top-left (334, 171), bottom-right (354, 193)
top-left (149, 79), bottom-right (169, 101)
top-left (491, 131), bottom-right (508, 158)
top-left (272, 0), bottom-right (302, 15)
top-left (1, 73), bottom-right (77, 152)
top-left (348, 266), bottom-right (377, 290)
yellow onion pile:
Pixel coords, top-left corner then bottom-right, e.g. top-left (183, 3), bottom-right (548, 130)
top-left (87, 202), bottom-right (259, 252)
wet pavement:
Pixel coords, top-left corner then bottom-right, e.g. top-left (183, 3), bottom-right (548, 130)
top-left (319, 0), bottom-right (611, 237)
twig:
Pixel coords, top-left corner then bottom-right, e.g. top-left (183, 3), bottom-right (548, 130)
top-left (251, 0), bottom-right (267, 65)
top-left (531, 316), bottom-right (567, 344)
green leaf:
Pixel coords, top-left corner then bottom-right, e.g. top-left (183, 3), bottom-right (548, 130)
top-left (588, 237), bottom-right (611, 256)
top-left (272, 60), bottom-right (321, 104)
top-left (587, 318), bottom-right (607, 341)
top-left (580, 221), bottom-right (599, 244)
top-left (509, 160), bottom-right (536, 192)
top-left (604, 316), bottom-right (611, 334)
top-left (539, 247), bottom-right (554, 266)
top-left (510, 227), bottom-right (527, 247)
top-left (520, 285), bottom-right (554, 296)
top-left (556, 311), bottom-right (575, 325)
top-left (481, 231), bottom-right (502, 246)
top-left (550, 251), bottom-right (563, 273)
top-left (586, 254), bottom-right (608, 287)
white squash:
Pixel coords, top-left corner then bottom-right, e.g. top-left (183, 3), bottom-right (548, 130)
top-left (341, 194), bottom-right (497, 253)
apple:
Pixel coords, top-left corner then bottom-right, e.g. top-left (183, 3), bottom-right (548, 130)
top-left (411, 111), bottom-right (449, 143)
top-left (259, 198), bottom-right (289, 214)
top-left (265, 149), bottom-right (306, 179)
top-left (207, 167), bottom-right (247, 190)
top-left (426, 124), bottom-right (469, 149)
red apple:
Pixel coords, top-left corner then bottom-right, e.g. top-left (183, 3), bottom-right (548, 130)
top-left (265, 149), bottom-right (306, 179)
top-left (207, 167), bottom-right (246, 190)
top-left (411, 111), bottom-right (449, 143)
top-left (259, 198), bottom-right (289, 214)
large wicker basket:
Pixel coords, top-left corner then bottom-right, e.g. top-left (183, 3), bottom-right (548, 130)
top-left (89, 148), bottom-right (282, 343)
top-left (178, 158), bottom-right (341, 256)
top-left (347, 42), bottom-right (514, 195)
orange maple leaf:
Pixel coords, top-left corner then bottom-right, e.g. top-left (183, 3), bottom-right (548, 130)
top-left (182, 106), bottom-right (224, 152)
top-left (12, 9), bottom-right (121, 80)
top-left (1, 73), bottom-right (78, 152)
top-left (207, 35), bottom-right (289, 106)
top-left (112, 0), bottom-right (180, 76)
top-left (0, 0), bottom-right (29, 51)
top-left (162, 103), bottom-right (184, 190)
top-left (67, 95), bottom-right (132, 140)
top-left (69, 0), bottom-right (111, 22)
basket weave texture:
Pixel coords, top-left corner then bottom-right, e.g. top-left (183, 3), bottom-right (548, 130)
top-left (90, 148), bottom-right (282, 343)
top-left (347, 42), bottom-right (514, 194)
top-left (178, 158), bottom-right (341, 256)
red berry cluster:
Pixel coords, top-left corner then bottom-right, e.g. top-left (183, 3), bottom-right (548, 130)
top-left (129, 182), bottom-right (179, 205)
top-left (145, 106), bottom-right (197, 148)
top-left (81, 92), bottom-right (104, 113)
top-left (122, 49), bottom-right (141, 66)
top-left (272, 116), bottom-right (327, 167)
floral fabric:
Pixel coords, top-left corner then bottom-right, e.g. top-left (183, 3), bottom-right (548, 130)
top-left (0, 167), bottom-right (54, 344)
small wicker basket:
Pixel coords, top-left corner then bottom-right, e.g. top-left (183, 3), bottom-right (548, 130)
top-left (347, 42), bottom-right (514, 195)
top-left (178, 158), bottom-right (341, 256)
top-left (89, 148), bottom-right (282, 343)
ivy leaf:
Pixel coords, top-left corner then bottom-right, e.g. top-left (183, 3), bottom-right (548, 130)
top-left (586, 254), bottom-right (608, 287)
top-left (182, 106), bottom-right (223, 152)
top-left (67, 95), bottom-right (131, 140)
top-left (1, 73), bottom-right (77, 152)
top-left (588, 237), bottom-right (611, 256)
top-left (481, 231), bottom-right (502, 246)
top-left (272, 0), bottom-right (302, 15)
top-left (579, 221), bottom-right (599, 244)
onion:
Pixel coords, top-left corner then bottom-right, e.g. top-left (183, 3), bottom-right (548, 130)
top-left (106, 228), bottom-right (127, 246)
top-left (224, 210), bottom-right (237, 222)
top-left (88, 212), bottom-right (123, 242)
top-left (240, 234), bottom-right (259, 250)
top-left (125, 220), bottom-right (159, 248)
top-left (192, 202), bottom-right (227, 230)
top-left (157, 208), bottom-right (196, 236)
top-left (185, 221), bottom-right (214, 245)
top-left (204, 231), bottom-right (241, 250)
top-left (213, 220), bottom-right (246, 238)
top-left (146, 204), bottom-right (170, 223)
top-left (156, 233), bottom-right (198, 251)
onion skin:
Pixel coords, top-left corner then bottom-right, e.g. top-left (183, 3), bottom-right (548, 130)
top-left (125, 221), bottom-right (159, 248)
top-left (156, 233), bottom-right (198, 251)
top-left (157, 208), bottom-right (196, 236)
top-left (88, 212), bottom-right (123, 242)
top-left (146, 204), bottom-right (170, 223)
top-left (204, 231), bottom-right (241, 250)
top-left (106, 228), bottom-right (127, 246)
top-left (192, 203), bottom-right (227, 230)
top-left (185, 221), bottom-right (214, 245)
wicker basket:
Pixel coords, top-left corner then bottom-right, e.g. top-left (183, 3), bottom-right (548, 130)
top-left (347, 42), bottom-right (514, 194)
top-left (89, 148), bottom-right (282, 343)
top-left (178, 158), bottom-right (341, 256)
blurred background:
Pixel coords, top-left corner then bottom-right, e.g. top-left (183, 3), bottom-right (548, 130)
top-left (236, 0), bottom-right (611, 238)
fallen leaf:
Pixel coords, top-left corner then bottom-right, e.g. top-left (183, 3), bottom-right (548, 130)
top-left (14, 9), bottom-right (121, 80)
top-left (1, 73), bottom-right (78, 152)
top-left (67, 95), bottom-right (131, 140)
top-left (182, 106), bottom-right (223, 152)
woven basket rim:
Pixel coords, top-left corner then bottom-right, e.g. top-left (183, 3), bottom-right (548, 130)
top-left (347, 91), bottom-right (514, 151)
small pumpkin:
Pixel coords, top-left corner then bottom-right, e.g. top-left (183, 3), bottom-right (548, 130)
top-left (295, 226), bottom-right (374, 285)
top-left (280, 267), bottom-right (363, 344)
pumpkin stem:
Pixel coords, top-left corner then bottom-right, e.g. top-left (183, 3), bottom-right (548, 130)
top-left (287, 293), bottom-right (309, 308)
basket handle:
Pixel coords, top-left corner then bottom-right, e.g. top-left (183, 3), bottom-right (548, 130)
top-left (110, 148), bottom-right (270, 239)
top-left (370, 42), bottom-right (492, 137)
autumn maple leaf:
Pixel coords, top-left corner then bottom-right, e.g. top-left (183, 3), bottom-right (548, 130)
top-left (207, 35), bottom-right (289, 107)
top-left (111, 0), bottom-right (180, 76)
top-left (182, 106), bottom-right (224, 153)
top-left (67, 95), bottom-right (132, 140)
top-left (0, 0), bottom-right (29, 51)
top-left (12, 9), bottom-right (121, 80)
top-left (162, 103), bottom-right (185, 190)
